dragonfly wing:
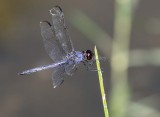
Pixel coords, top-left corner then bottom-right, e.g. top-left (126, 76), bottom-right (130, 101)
top-left (65, 63), bottom-right (77, 76)
top-left (40, 21), bottom-right (66, 62)
top-left (52, 66), bottom-right (66, 88)
top-left (49, 6), bottom-right (74, 54)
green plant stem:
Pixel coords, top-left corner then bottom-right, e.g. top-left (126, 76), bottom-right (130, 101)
top-left (110, 0), bottom-right (135, 117)
top-left (94, 46), bottom-right (109, 117)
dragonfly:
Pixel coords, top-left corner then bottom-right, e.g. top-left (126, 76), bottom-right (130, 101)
top-left (18, 6), bottom-right (96, 88)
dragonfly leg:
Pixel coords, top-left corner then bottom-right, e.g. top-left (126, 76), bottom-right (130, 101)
top-left (83, 61), bottom-right (104, 72)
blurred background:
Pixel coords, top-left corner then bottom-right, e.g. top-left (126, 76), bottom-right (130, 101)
top-left (0, 0), bottom-right (160, 117)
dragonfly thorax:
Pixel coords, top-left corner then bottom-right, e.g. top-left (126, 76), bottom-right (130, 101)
top-left (66, 51), bottom-right (84, 65)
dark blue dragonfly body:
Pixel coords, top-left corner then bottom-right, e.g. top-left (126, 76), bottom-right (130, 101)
top-left (19, 6), bottom-right (94, 88)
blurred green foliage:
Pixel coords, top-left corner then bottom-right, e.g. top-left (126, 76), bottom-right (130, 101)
top-left (69, 0), bottom-right (160, 117)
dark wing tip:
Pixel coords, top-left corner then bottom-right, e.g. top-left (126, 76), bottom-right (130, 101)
top-left (53, 80), bottom-right (64, 88)
top-left (40, 21), bottom-right (52, 31)
top-left (18, 72), bottom-right (25, 75)
top-left (49, 6), bottom-right (63, 15)
top-left (54, 5), bottom-right (62, 12)
top-left (40, 21), bottom-right (52, 26)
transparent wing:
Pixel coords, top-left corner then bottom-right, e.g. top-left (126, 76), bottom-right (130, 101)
top-left (40, 21), bottom-right (66, 62)
top-left (65, 63), bottom-right (77, 76)
top-left (49, 6), bottom-right (74, 54)
top-left (52, 66), bottom-right (66, 88)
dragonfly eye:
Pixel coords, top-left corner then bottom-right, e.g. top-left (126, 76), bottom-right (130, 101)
top-left (86, 50), bottom-right (93, 60)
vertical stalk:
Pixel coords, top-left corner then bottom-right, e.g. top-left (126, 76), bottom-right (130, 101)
top-left (110, 0), bottom-right (134, 117)
top-left (94, 46), bottom-right (109, 117)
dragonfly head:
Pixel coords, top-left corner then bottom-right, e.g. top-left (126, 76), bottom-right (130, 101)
top-left (83, 50), bottom-right (94, 61)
